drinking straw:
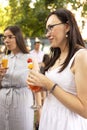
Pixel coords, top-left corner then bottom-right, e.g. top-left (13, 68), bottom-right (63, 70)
top-left (5, 49), bottom-right (8, 55)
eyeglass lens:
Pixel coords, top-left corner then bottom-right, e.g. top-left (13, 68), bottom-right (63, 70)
top-left (2, 35), bottom-right (15, 41)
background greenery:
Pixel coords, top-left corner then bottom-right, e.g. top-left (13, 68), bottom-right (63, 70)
top-left (0, 0), bottom-right (87, 38)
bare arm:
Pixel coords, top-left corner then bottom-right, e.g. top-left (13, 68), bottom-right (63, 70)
top-left (50, 50), bottom-right (87, 118)
top-left (27, 50), bottom-right (87, 118)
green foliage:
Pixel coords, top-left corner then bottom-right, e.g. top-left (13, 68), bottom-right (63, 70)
top-left (0, 5), bottom-right (10, 33)
top-left (0, 0), bottom-right (87, 37)
top-left (82, 2), bottom-right (87, 17)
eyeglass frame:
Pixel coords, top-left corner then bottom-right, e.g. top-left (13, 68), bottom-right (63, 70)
top-left (45, 23), bottom-right (64, 34)
top-left (2, 35), bottom-right (16, 41)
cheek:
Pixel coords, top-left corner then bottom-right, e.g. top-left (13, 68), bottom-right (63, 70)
top-left (55, 28), bottom-right (66, 40)
top-left (13, 43), bottom-right (17, 49)
top-left (53, 30), bottom-right (62, 41)
top-left (11, 41), bottom-right (17, 49)
top-left (53, 31), bottom-right (66, 47)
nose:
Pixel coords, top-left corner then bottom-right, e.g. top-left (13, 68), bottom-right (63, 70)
top-left (3, 38), bottom-right (10, 45)
top-left (4, 38), bottom-right (8, 43)
top-left (45, 31), bottom-right (51, 38)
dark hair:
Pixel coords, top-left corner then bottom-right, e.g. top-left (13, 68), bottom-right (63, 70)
top-left (40, 54), bottom-right (50, 74)
top-left (34, 42), bottom-right (41, 45)
top-left (4, 25), bottom-right (29, 53)
top-left (43, 54), bottom-right (50, 66)
top-left (45, 8), bottom-right (85, 72)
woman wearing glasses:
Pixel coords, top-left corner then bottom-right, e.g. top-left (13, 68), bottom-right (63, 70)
top-left (0, 25), bottom-right (34, 130)
top-left (27, 8), bottom-right (87, 130)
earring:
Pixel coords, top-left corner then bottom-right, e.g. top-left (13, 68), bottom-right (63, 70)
top-left (66, 34), bottom-right (68, 37)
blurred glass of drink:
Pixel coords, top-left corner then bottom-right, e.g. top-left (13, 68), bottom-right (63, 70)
top-left (27, 58), bottom-right (41, 92)
top-left (29, 85), bottom-right (41, 92)
top-left (2, 55), bottom-right (8, 68)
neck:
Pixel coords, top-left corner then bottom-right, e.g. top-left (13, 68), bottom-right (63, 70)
top-left (58, 44), bottom-right (68, 64)
top-left (12, 49), bottom-right (21, 55)
top-left (35, 49), bottom-right (39, 52)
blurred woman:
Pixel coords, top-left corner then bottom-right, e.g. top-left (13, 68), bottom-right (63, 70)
top-left (0, 25), bottom-right (34, 130)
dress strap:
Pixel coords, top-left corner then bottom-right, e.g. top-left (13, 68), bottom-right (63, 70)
top-left (68, 49), bottom-right (86, 68)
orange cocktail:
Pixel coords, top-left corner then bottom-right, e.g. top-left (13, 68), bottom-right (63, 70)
top-left (27, 58), bottom-right (41, 92)
top-left (2, 56), bottom-right (8, 68)
top-left (29, 85), bottom-right (41, 92)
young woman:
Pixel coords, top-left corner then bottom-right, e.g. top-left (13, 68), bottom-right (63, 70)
top-left (0, 25), bottom-right (34, 130)
top-left (27, 8), bottom-right (87, 130)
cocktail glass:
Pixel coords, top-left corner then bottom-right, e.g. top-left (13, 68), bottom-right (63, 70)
top-left (27, 58), bottom-right (42, 110)
top-left (1, 55), bottom-right (8, 68)
top-left (29, 85), bottom-right (42, 110)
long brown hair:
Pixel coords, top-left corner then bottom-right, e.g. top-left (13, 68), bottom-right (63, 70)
top-left (45, 8), bottom-right (85, 72)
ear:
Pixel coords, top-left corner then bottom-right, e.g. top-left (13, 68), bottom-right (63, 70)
top-left (65, 23), bottom-right (70, 33)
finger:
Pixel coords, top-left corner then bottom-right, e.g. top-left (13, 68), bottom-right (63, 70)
top-left (0, 63), bottom-right (2, 67)
top-left (27, 75), bottom-right (35, 84)
top-left (0, 69), bottom-right (6, 75)
top-left (26, 80), bottom-right (35, 87)
top-left (29, 69), bottom-right (38, 76)
top-left (0, 74), bottom-right (4, 79)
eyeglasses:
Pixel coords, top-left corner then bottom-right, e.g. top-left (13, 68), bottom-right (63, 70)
top-left (46, 23), bottom-right (63, 34)
top-left (2, 35), bottom-right (16, 41)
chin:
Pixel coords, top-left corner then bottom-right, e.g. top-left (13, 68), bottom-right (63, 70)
top-left (51, 45), bottom-right (58, 48)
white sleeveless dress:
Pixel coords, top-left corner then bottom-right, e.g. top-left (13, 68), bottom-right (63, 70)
top-left (39, 49), bottom-right (87, 130)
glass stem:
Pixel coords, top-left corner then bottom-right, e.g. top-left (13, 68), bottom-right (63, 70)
top-left (33, 92), bottom-right (36, 106)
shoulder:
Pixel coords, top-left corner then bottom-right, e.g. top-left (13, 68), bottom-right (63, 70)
top-left (39, 50), bottom-right (44, 55)
top-left (75, 49), bottom-right (87, 66)
top-left (21, 53), bottom-right (32, 60)
top-left (75, 49), bottom-right (87, 59)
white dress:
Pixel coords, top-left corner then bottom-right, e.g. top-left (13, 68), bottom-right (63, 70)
top-left (39, 49), bottom-right (87, 130)
top-left (0, 52), bottom-right (34, 130)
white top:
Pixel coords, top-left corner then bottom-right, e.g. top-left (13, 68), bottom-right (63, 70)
top-left (0, 52), bottom-right (34, 130)
top-left (30, 49), bottom-right (44, 64)
top-left (39, 49), bottom-right (87, 130)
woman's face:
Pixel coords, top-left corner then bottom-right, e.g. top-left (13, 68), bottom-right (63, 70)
top-left (46, 14), bottom-right (69, 49)
top-left (3, 29), bottom-right (19, 53)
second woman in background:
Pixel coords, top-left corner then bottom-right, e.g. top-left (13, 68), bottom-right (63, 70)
top-left (0, 25), bottom-right (34, 130)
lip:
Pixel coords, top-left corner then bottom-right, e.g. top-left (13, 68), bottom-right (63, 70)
top-left (6, 44), bottom-right (10, 46)
top-left (6, 44), bottom-right (11, 48)
top-left (48, 37), bottom-right (53, 43)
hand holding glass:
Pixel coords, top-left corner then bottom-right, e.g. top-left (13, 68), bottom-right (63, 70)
top-left (0, 55), bottom-right (8, 81)
top-left (27, 58), bottom-right (41, 110)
